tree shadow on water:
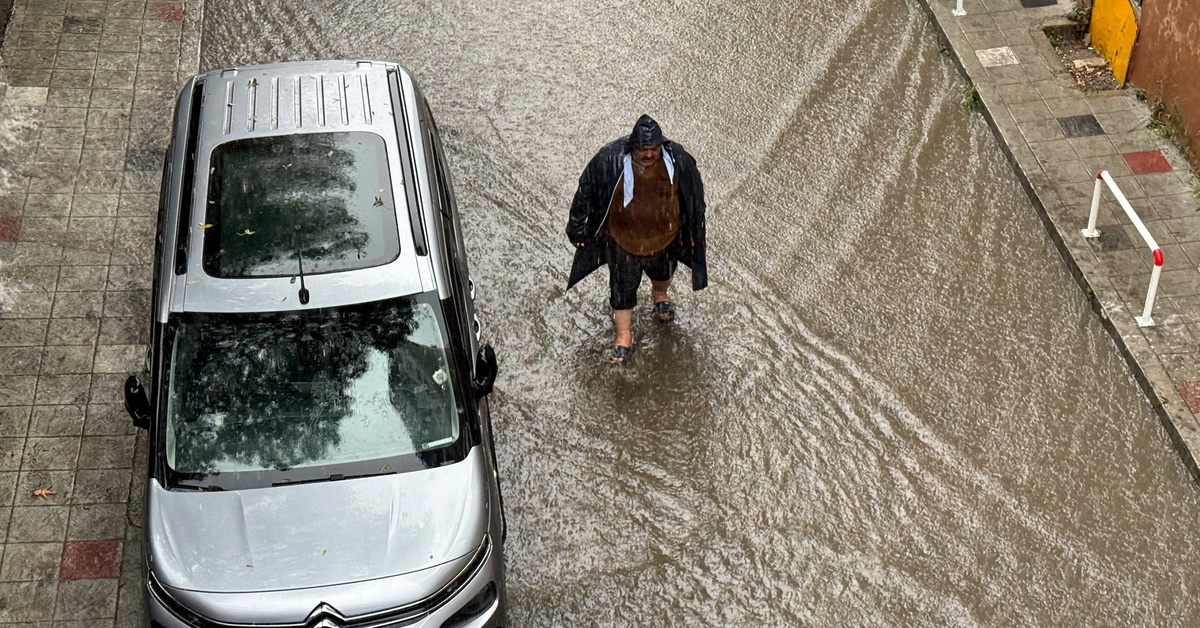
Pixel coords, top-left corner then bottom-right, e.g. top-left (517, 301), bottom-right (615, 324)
top-left (171, 299), bottom-right (419, 474)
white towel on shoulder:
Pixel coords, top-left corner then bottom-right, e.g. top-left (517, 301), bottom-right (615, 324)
top-left (623, 150), bottom-right (675, 207)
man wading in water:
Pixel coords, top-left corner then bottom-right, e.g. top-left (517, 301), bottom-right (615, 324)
top-left (565, 115), bottom-right (709, 364)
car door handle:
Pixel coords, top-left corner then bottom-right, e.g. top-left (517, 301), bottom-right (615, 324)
top-left (473, 315), bottom-right (481, 342)
top-left (469, 278), bottom-right (476, 300)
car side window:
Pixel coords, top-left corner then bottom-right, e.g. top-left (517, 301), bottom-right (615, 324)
top-left (153, 145), bottom-right (172, 315)
top-left (428, 117), bottom-right (472, 286)
top-left (432, 149), bottom-right (471, 296)
top-left (418, 101), bottom-right (475, 353)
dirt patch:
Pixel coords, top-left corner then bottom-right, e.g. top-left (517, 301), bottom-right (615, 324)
top-left (1054, 40), bottom-right (1121, 92)
top-left (1042, 18), bottom-right (1120, 92)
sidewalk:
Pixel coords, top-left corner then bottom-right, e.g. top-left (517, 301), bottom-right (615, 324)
top-left (919, 0), bottom-right (1200, 478)
top-left (0, 0), bottom-right (201, 624)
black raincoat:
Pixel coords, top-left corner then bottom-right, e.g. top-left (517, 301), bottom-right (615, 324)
top-left (564, 137), bottom-right (708, 291)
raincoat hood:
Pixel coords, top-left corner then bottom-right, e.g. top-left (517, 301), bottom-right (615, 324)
top-left (625, 114), bottom-right (665, 150)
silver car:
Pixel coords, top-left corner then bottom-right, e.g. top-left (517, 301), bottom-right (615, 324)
top-left (123, 60), bottom-right (507, 628)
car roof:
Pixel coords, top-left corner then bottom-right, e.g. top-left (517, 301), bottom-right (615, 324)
top-left (162, 60), bottom-right (443, 316)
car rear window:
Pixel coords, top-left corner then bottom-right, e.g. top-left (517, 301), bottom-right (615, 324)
top-left (202, 131), bottom-right (400, 278)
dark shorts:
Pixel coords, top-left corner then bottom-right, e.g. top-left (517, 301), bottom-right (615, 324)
top-left (606, 239), bottom-right (677, 310)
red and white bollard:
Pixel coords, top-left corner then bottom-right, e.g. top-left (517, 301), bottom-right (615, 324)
top-left (1082, 169), bottom-right (1163, 327)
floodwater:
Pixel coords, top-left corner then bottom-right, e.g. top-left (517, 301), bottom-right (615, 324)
top-left (201, 0), bottom-right (1200, 624)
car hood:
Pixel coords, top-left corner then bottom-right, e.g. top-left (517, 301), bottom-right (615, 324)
top-left (147, 448), bottom-right (489, 593)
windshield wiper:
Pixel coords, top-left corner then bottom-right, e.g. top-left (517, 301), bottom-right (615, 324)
top-left (295, 248), bottom-right (310, 305)
top-left (175, 484), bottom-right (225, 492)
top-left (272, 470), bottom-right (395, 487)
top-left (289, 228), bottom-right (311, 305)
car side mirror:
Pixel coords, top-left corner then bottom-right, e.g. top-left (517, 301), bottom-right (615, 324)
top-left (471, 345), bottom-right (497, 398)
top-left (124, 375), bottom-right (151, 430)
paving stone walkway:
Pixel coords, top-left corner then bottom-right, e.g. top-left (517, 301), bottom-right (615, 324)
top-left (2, 0), bottom-right (1199, 625)
top-left (0, 0), bottom-right (201, 624)
top-left (920, 0), bottom-right (1200, 477)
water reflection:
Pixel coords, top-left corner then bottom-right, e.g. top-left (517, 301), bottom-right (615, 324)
top-left (198, 0), bottom-right (1200, 622)
top-left (203, 131), bottom-right (399, 277)
top-left (166, 298), bottom-right (459, 476)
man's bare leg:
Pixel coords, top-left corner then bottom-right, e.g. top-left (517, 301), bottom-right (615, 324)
top-left (651, 279), bottom-right (674, 322)
top-left (612, 309), bottom-right (633, 363)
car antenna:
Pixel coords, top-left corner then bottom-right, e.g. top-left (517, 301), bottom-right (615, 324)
top-left (295, 248), bottom-right (310, 305)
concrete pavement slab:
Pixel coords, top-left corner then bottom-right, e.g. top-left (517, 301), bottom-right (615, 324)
top-left (1, 0), bottom-right (201, 622)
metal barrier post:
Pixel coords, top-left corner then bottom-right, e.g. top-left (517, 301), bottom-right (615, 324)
top-left (952, 0), bottom-right (966, 16)
top-left (1081, 175), bottom-right (1102, 238)
top-left (1142, 254), bottom-right (1163, 327)
top-left (1080, 169), bottom-right (1163, 327)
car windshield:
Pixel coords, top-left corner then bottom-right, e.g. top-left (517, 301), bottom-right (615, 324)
top-left (163, 295), bottom-right (465, 489)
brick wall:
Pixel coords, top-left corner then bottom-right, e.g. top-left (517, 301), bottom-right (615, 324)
top-left (1127, 0), bottom-right (1200, 164)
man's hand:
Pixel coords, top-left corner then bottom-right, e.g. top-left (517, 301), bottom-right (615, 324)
top-left (571, 239), bottom-right (586, 249)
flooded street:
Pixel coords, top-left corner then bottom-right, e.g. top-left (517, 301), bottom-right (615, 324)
top-left (200, 0), bottom-right (1200, 623)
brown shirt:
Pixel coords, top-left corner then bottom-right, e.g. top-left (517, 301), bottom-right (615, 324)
top-left (606, 159), bottom-right (680, 256)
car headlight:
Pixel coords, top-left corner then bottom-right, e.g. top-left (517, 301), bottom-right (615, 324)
top-left (147, 570), bottom-right (211, 627)
top-left (440, 534), bottom-right (492, 598)
top-left (440, 581), bottom-right (497, 628)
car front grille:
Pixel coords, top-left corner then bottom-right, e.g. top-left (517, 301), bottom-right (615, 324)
top-left (150, 536), bottom-right (492, 628)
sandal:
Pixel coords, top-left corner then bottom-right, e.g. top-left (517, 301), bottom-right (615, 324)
top-left (653, 300), bottom-right (675, 323)
top-left (610, 345), bottom-right (631, 364)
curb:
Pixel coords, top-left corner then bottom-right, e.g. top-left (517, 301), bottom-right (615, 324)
top-left (914, 0), bottom-right (1200, 483)
top-left (0, 0), bottom-right (13, 72)
top-left (0, 0), bottom-right (11, 50)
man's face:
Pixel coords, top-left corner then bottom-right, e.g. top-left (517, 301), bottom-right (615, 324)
top-left (633, 144), bottom-right (661, 168)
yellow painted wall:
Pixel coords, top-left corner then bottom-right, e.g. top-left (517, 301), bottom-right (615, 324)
top-left (1090, 0), bottom-right (1139, 84)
